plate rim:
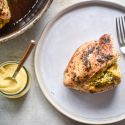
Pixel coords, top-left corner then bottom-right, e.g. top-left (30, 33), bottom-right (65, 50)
top-left (34, 0), bottom-right (125, 124)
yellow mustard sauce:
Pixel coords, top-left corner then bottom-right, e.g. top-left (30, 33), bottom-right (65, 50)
top-left (0, 62), bottom-right (29, 98)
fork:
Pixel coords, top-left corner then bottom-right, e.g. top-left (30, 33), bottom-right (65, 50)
top-left (116, 16), bottom-right (125, 54)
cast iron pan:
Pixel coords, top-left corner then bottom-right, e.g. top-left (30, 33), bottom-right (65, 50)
top-left (0, 0), bottom-right (53, 42)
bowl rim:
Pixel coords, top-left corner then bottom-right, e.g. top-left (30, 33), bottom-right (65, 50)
top-left (0, 61), bottom-right (29, 97)
top-left (0, 0), bottom-right (53, 43)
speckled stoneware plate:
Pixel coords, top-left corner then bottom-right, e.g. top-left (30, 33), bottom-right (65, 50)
top-left (35, 0), bottom-right (125, 124)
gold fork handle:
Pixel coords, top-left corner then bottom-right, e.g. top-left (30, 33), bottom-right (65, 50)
top-left (13, 40), bottom-right (36, 78)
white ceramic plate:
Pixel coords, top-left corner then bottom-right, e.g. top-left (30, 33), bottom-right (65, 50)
top-left (35, 0), bottom-right (125, 124)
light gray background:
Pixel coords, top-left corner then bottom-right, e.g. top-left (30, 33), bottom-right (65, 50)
top-left (0, 0), bottom-right (125, 125)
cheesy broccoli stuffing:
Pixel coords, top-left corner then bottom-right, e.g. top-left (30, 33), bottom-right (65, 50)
top-left (89, 64), bottom-right (121, 87)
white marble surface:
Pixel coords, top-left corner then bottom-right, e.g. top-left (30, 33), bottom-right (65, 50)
top-left (0, 0), bottom-right (125, 125)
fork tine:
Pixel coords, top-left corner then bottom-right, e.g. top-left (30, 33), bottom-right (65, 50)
top-left (121, 16), bottom-right (125, 40)
top-left (116, 17), bottom-right (122, 46)
top-left (118, 17), bottom-right (124, 44)
top-left (121, 16), bottom-right (125, 39)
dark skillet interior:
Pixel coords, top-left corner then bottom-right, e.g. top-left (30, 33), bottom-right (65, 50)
top-left (0, 0), bottom-right (51, 38)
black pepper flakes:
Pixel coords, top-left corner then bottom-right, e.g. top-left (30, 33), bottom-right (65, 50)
top-left (96, 54), bottom-right (113, 63)
top-left (101, 37), bottom-right (110, 44)
top-left (82, 47), bottom-right (95, 69)
top-left (104, 55), bottom-right (113, 60)
top-left (97, 58), bottom-right (105, 63)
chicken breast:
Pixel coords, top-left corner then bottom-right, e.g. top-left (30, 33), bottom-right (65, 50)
top-left (64, 34), bottom-right (121, 93)
top-left (0, 0), bottom-right (11, 29)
